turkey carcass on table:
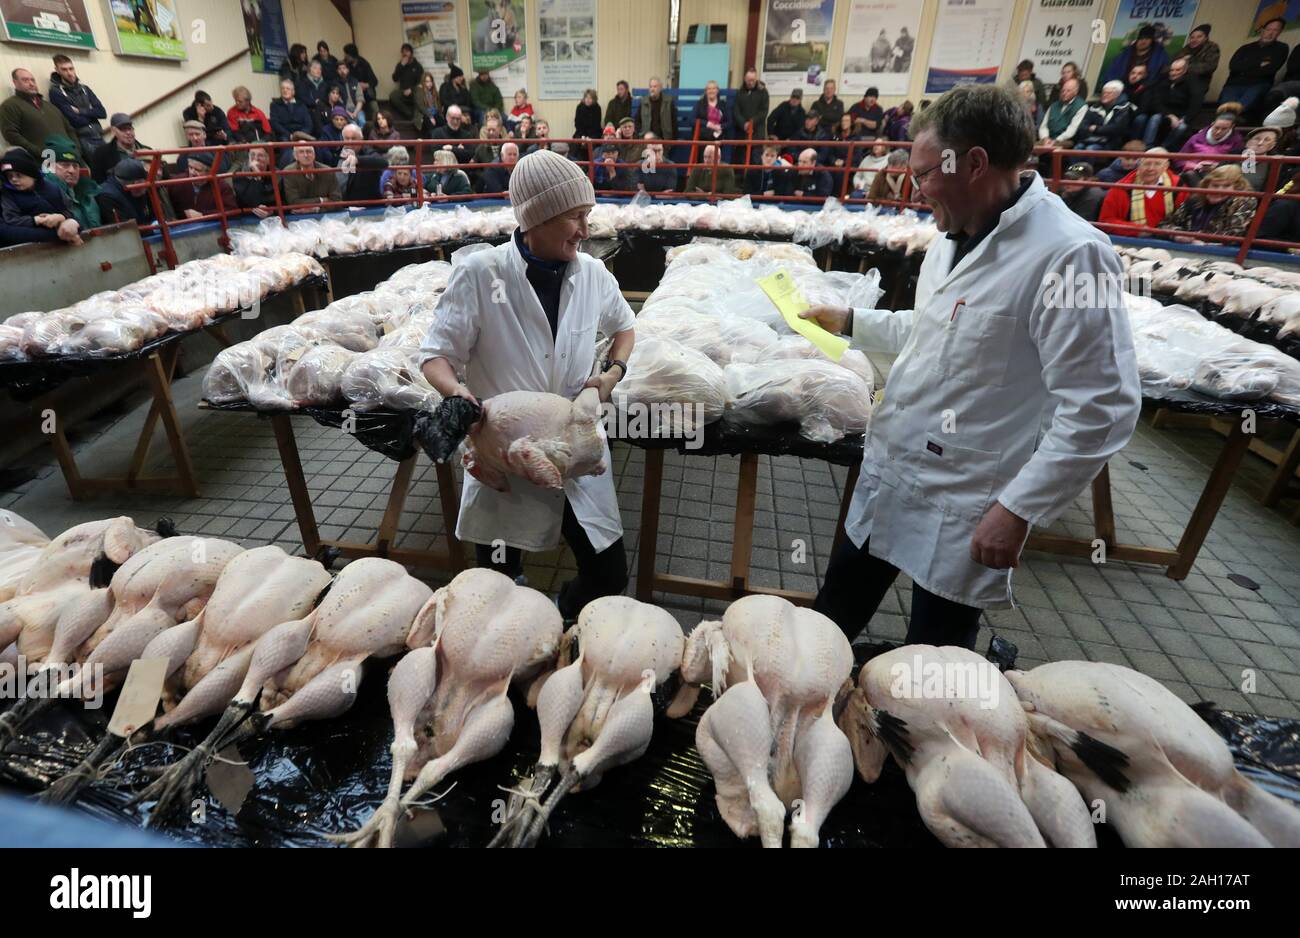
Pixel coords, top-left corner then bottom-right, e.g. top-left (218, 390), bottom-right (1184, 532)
top-left (331, 568), bottom-right (562, 848)
top-left (1008, 661), bottom-right (1300, 847)
top-left (839, 645), bottom-right (1095, 848)
top-left (0, 511), bottom-right (50, 602)
top-left (491, 595), bottom-right (687, 847)
top-left (0, 517), bottom-right (160, 667)
top-left (41, 546), bottom-right (332, 805)
top-left (675, 595), bottom-right (854, 847)
top-left (0, 536), bottom-right (243, 748)
top-left (463, 388), bottom-right (607, 492)
top-left (135, 557), bottom-right (433, 825)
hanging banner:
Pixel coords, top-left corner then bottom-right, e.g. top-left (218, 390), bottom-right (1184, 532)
top-left (470, 0), bottom-right (527, 90)
top-left (760, 0), bottom-right (837, 98)
top-left (402, 1), bottom-right (460, 82)
top-left (101, 0), bottom-right (185, 60)
top-left (243, 0), bottom-right (289, 74)
top-left (0, 0), bottom-right (96, 48)
top-left (1098, 0), bottom-right (1201, 84)
top-left (925, 0), bottom-right (1015, 93)
top-left (840, 0), bottom-right (922, 97)
top-left (537, 0), bottom-right (594, 99)
top-left (1015, 0), bottom-right (1104, 77)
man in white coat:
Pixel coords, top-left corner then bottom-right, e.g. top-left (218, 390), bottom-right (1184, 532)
top-left (802, 84), bottom-right (1142, 650)
top-left (419, 149), bottom-right (636, 619)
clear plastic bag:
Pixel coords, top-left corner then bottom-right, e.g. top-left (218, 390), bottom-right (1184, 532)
top-left (0, 324), bottom-right (26, 362)
top-left (635, 305), bottom-right (779, 364)
top-left (725, 358), bottom-right (873, 443)
top-left (283, 344), bottom-right (356, 407)
top-left (341, 348), bottom-right (441, 412)
top-left (612, 335), bottom-right (729, 434)
top-left (293, 307), bottom-right (383, 352)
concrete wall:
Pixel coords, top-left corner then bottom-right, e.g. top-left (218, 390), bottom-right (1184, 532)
top-left (0, 0), bottom-right (351, 150)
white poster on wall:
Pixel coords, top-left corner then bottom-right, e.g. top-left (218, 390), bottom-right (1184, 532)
top-left (1014, 0), bottom-right (1103, 77)
top-left (925, 0), bottom-right (1016, 93)
top-left (402, 1), bottom-right (461, 83)
top-left (537, 0), bottom-right (595, 99)
top-left (840, 0), bottom-right (923, 97)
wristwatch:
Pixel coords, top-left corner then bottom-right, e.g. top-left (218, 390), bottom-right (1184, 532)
top-left (602, 358), bottom-right (627, 379)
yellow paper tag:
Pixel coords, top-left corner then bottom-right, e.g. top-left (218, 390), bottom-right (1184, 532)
top-left (756, 269), bottom-right (850, 362)
top-left (107, 657), bottom-right (168, 737)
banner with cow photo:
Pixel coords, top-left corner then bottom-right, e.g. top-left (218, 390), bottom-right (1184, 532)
top-left (840, 0), bottom-right (922, 97)
top-left (470, 0), bottom-right (527, 90)
top-left (760, 0), bottom-right (837, 98)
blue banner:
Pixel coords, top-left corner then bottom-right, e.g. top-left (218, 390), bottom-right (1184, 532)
top-left (244, 0), bottom-right (289, 74)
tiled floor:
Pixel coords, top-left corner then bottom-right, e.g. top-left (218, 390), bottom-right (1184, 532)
top-left (4, 360), bottom-right (1300, 718)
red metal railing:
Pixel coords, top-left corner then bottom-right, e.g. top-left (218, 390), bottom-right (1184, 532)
top-left (121, 135), bottom-right (1300, 269)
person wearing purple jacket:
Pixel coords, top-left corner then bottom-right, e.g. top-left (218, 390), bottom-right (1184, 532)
top-left (1173, 105), bottom-right (1244, 174)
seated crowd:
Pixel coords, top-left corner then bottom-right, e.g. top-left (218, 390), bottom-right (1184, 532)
top-left (7, 20), bottom-right (1300, 252)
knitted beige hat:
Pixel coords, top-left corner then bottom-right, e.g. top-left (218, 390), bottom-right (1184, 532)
top-left (509, 148), bottom-right (595, 230)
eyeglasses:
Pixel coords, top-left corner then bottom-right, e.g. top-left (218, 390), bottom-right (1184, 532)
top-left (910, 148), bottom-right (971, 189)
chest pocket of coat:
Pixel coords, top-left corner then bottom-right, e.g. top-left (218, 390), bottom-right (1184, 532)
top-left (559, 306), bottom-right (599, 381)
top-left (928, 306), bottom-right (1019, 388)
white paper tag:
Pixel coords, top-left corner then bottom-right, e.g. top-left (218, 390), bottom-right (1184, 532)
top-left (107, 658), bottom-right (168, 737)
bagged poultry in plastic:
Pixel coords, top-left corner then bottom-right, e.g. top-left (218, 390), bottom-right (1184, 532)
top-left (283, 344), bottom-right (356, 407)
top-left (725, 359), bottom-right (873, 442)
top-left (21, 310), bottom-right (81, 357)
top-left (294, 307), bottom-right (383, 352)
top-left (341, 348), bottom-right (441, 412)
top-left (635, 305), bottom-right (779, 364)
top-left (733, 334), bottom-right (875, 386)
top-left (203, 343), bottom-right (272, 405)
top-left (612, 335), bottom-right (729, 435)
top-left (0, 324), bottom-right (25, 361)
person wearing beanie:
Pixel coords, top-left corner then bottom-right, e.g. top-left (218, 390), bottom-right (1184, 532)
top-left (1103, 24), bottom-right (1170, 84)
top-left (419, 148), bottom-right (635, 622)
top-left (439, 64), bottom-right (472, 116)
top-left (849, 86), bottom-right (885, 136)
top-left (1221, 17), bottom-right (1289, 118)
top-left (342, 43), bottom-right (380, 124)
top-left (1, 146), bottom-right (82, 245)
top-left (1182, 24), bottom-right (1220, 83)
top-left (766, 86), bottom-right (805, 139)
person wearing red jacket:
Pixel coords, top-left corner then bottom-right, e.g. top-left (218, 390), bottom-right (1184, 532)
top-left (228, 86), bottom-right (272, 141)
top-left (1097, 147), bottom-right (1186, 234)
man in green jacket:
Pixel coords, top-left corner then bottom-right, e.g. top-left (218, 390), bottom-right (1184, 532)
top-left (636, 77), bottom-right (678, 140)
top-left (469, 70), bottom-right (504, 122)
top-left (45, 134), bottom-right (100, 230)
top-left (1, 68), bottom-right (81, 160)
top-left (281, 142), bottom-right (339, 210)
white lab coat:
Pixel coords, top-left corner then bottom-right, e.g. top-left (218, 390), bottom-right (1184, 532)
top-left (846, 174), bottom-right (1142, 608)
top-left (419, 238), bottom-right (635, 553)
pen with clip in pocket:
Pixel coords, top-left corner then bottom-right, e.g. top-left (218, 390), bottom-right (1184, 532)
top-left (950, 298), bottom-right (967, 323)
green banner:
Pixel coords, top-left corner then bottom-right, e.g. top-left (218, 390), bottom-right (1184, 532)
top-left (3, 21), bottom-right (96, 48)
top-left (105, 0), bottom-right (186, 60)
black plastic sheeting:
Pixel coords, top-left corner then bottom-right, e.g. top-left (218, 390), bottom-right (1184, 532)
top-left (0, 643), bottom-right (1295, 848)
top-left (0, 276), bottom-right (329, 400)
top-left (1142, 384), bottom-right (1300, 426)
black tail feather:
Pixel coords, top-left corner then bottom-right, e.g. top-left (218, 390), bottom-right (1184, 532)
top-left (412, 397), bottom-right (482, 464)
top-left (874, 710), bottom-right (914, 766)
top-left (154, 517), bottom-right (179, 538)
top-left (1070, 731), bottom-right (1132, 793)
top-left (88, 554), bottom-right (119, 589)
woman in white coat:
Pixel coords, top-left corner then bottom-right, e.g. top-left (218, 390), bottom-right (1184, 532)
top-left (802, 85), bottom-right (1141, 651)
top-left (419, 149), bottom-right (636, 619)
